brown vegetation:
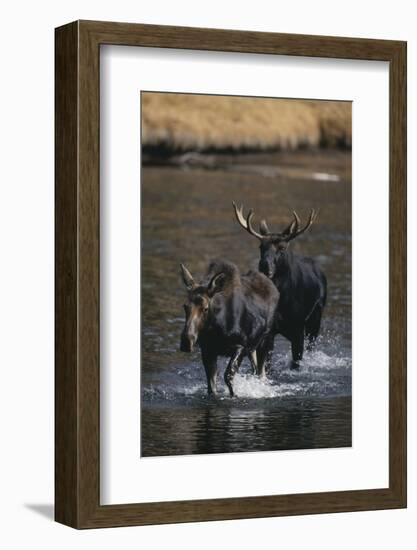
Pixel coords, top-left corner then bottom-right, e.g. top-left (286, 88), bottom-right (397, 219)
top-left (141, 92), bottom-right (351, 153)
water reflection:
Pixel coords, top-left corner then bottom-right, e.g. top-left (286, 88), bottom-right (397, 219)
top-left (141, 397), bottom-right (351, 457)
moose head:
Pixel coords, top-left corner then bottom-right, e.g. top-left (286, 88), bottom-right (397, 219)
top-left (179, 263), bottom-right (225, 352)
top-left (232, 202), bottom-right (318, 279)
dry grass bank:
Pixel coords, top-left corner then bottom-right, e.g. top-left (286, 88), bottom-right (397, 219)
top-left (142, 92), bottom-right (351, 153)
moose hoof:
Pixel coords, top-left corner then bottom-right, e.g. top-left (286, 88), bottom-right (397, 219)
top-left (257, 369), bottom-right (267, 379)
top-left (226, 385), bottom-right (235, 398)
top-left (288, 359), bottom-right (301, 370)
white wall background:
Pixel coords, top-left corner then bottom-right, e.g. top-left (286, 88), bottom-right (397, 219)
top-left (0, 0), bottom-right (414, 547)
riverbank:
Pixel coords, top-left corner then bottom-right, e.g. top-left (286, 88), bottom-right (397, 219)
top-left (142, 92), bottom-right (352, 156)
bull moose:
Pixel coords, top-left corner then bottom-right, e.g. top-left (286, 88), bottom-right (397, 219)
top-left (233, 203), bottom-right (327, 370)
top-left (179, 259), bottom-right (279, 397)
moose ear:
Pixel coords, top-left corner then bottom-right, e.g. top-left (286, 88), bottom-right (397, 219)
top-left (259, 219), bottom-right (270, 236)
top-left (180, 263), bottom-right (195, 290)
top-left (207, 272), bottom-right (226, 296)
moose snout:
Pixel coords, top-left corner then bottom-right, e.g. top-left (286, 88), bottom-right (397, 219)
top-left (259, 260), bottom-right (274, 279)
top-left (180, 332), bottom-right (195, 353)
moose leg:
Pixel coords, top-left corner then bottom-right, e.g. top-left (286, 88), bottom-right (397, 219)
top-left (201, 349), bottom-right (218, 396)
top-left (224, 346), bottom-right (245, 398)
top-left (249, 350), bottom-right (259, 376)
top-left (289, 331), bottom-right (304, 369)
top-left (305, 305), bottom-right (323, 351)
top-left (257, 335), bottom-right (275, 376)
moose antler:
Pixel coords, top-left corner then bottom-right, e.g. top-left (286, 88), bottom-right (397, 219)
top-left (280, 211), bottom-right (299, 237)
top-left (284, 209), bottom-right (318, 241)
top-left (233, 203), bottom-right (319, 242)
top-left (232, 202), bottom-right (264, 240)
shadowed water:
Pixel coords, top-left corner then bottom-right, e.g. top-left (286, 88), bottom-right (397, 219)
top-left (141, 150), bottom-right (352, 457)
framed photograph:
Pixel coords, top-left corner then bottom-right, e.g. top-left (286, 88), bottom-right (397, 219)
top-left (55, 20), bottom-right (406, 528)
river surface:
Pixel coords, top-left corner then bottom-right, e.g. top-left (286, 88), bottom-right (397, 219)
top-left (141, 150), bottom-right (352, 457)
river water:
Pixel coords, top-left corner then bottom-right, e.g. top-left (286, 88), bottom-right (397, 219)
top-left (141, 150), bottom-right (352, 457)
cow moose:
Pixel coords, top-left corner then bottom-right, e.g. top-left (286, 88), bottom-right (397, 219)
top-left (179, 259), bottom-right (279, 397)
top-left (233, 203), bottom-right (327, 370)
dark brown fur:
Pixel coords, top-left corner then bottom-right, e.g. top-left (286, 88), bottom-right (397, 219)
top-left (180, 259), bottom-right (279, 396)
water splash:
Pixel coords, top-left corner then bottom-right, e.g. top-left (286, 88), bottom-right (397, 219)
top-left (297, 349), bottom-right (351, 370)
top-left (142, 346), bottom-right (351, 404)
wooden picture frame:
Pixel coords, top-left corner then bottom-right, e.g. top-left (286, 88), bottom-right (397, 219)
top-left (55, 20), bottom-right (407, 529)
